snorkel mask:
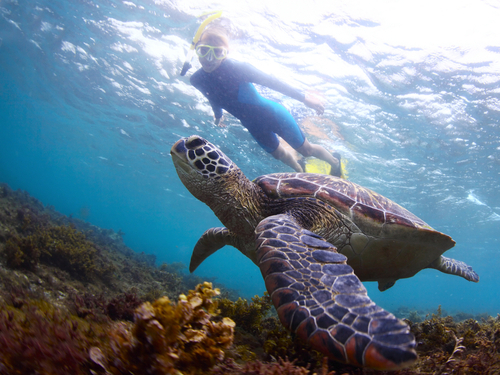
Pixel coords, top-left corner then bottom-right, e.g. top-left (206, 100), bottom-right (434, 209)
top-left (195, 45), bottom-right (228, 60)
top-left (180, 10), bottom-right (222, 76)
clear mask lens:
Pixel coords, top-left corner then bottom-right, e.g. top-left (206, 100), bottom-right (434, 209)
top-left (196, 45), bottom-right (227, 60)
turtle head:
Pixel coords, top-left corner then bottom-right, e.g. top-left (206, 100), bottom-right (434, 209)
top-left (171, 135), bottom-right (238, 202)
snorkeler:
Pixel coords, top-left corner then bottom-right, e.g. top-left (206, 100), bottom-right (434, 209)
top-left (188, 24), bottom-right (341, 175)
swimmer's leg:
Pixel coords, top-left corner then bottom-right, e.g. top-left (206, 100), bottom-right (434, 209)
top-left (271, 143), bottom-right (303, 172)
top-left (242, 116), bottom-right (304, 173)
top-left (263, 101), bottom-right (339, 174)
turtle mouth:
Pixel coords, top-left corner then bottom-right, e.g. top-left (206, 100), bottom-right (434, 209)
top-left (170, 151), bottom-right (191, 174)
top-left (171, 138), bottom-right (196, 175)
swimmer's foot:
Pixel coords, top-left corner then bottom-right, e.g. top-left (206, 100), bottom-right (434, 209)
top-left (330, 152), bottom-right (342, 177)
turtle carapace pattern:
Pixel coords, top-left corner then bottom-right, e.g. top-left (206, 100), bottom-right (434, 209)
top-left (170, 135), bottom-right (479, 370)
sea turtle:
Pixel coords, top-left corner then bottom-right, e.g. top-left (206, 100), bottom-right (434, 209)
top-left (170, 135), bottom-right (479, 370)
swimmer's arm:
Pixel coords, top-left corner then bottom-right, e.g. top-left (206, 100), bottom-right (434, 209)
top-left (209, 100), bottom-right (224, 127)
top-left (242, 62), bottom-right (304, 101)
top-left (210, 102), bottom-right (224, 126)
top-left (240, 61), bottom-right (324, 114)
top-left (190, 71), bottom-right (225, 123)
top-left (303, 93), bottom-right (324, 115)
top-left (214, 115), bottom-right (226, 127)
top-left (201, 93), bottom-right (224, 126)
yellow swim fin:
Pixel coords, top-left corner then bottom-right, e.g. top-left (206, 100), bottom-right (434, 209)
top-left (303, 154), bottom-right (348, 179)
top-left (304, 158), bottom-right (331, 175)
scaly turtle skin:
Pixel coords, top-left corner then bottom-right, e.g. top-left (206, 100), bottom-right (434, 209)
top-left (170, 135), bottom-right (479, 370)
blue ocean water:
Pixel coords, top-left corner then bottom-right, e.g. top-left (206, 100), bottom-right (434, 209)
top-left (1, 0), bottom-right (499, 316)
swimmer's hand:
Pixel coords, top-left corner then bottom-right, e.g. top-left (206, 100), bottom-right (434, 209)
top-left (214, 116), bottom-right (225, 127)
top-left (304, 93), bottom-right (324, 115)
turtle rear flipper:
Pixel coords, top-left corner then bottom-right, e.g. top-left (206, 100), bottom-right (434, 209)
top-left (255, 214), bottom-right (417, 370)
top-left (428, 255), bottom-right (479, 282)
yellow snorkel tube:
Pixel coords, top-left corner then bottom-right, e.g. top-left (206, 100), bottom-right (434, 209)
top-left (180, 10), bottom-right (223, 76)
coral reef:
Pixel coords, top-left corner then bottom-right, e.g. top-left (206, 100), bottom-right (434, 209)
top-left (0, 283), bottom-right (234, 375)
top-left (405, 308), bottom-right (500, 374)
top-left (97, 282), bottom-right (235, 375)
top-left (218, 294), bottom-right (272, 335)
top-left (0, 183), bottom-right (221, 307)
top-left (73, 290), bottom-right (144, 322)
top-left (212, 357), bottom-right (312, 375)
top-left (4, 224), bottom-right (116, 281)
top-left (0, 299), bottom-right (108, 375)
top-left (217, 294), bottom-right (324, 369)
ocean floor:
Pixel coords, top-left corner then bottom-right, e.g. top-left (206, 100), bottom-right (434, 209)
top-left (0, 182), bottom-right (499, 374)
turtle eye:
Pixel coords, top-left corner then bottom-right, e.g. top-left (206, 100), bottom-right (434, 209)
top-left (186, 136), bottom-right (206, 149)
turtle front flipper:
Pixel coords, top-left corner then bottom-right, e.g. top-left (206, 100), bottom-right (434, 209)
top-left (428, 256), bottom-right (479, 283)
top-left (255, 214), bottom-right (417, 370)
top-left (190, 227), bottom-right (235, 272)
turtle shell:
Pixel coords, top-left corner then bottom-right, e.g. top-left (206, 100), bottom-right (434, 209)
top-left (254, 173), bottom-right (455, 283)
top-left (255, 173), bottom-right (433, 234)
